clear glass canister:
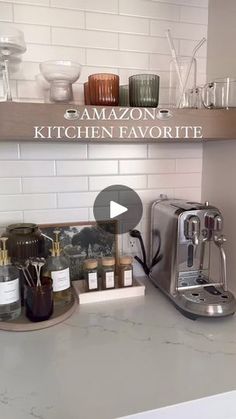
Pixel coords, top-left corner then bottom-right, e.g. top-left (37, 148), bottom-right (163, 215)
top-left (84, 259), bottom-right (99, 292)
top-left (101, 257), bottom-right (115, 290)
top-left (119, 256), bottom-right (133, 288)
top-left (169, 56), bottom-right (197, 108)
top-left (0, 237), bottom-right (21, 321)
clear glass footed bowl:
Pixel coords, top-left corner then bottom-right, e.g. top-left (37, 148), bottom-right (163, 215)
top-left (40, 60), bottom-right (81, 83)
top-left (39, 60), bottom-right (81, 102)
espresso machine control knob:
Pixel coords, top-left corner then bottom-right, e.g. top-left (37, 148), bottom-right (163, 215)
top-left (214, 215), bottom-right (223, 231)
top-left (205, 213), bottom-right (223, 232)
top-left (185, 216), bottom-right (200, 245)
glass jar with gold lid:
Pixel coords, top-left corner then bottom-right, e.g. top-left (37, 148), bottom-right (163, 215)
top-left (101, 257), bottom-right (115, 290)
top-left (84, 259), bottom-right (99, 292)
top-left (119, 256), bottom-right (133, 288)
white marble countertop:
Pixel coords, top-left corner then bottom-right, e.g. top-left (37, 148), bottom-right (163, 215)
top-left (1, 278), bottom-right (236, 419)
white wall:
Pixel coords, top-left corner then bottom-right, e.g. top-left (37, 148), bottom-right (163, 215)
top-left (202, 0), bottom-right (236, 290)
top-left (0, 0), bottom-right (208, 261)
top-left (207, 0), bottom-right (236, 79)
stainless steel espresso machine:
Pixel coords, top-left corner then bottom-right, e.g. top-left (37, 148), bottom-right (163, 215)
top-left (149, 198), bottom-right (236, 319)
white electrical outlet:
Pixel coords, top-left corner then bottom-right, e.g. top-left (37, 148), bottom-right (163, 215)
top-left (122, 233), bottom-right (141, 256)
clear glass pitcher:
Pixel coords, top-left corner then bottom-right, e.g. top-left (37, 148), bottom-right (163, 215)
top-left (202, 77), bottom-right (236, 109)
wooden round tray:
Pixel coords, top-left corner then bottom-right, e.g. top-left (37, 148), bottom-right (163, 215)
top-left (0, 293), bottom-right (78, 332)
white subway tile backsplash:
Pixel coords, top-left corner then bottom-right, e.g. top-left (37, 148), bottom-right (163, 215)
top-left (176, 158), bottom-right (202, 173)
top-left (120, 159), bottom-right (175, 174)
top-left (86, 12), bottom-right (149, 35)
top-left (20, 142), bottom-right (87, 159)
top-left (180, 6), bottom-right (208, 25)
top-left (179, 39), bottom-right (207, 58)
top-left (4, 0), bottom-right (49, 5)
top-left (149, 54), bottom-right (171, 71)
top-left (0, 211), bottom-right (24, 227)
top-left (120, 188), bottom-right (174, 204)
top-left (59, 190), bottom-right (119, 209)
top-left (58, 191), bottom-right (97, 208)
top-left (148, 173), bottom-right (202, 189)
top-left (24, 44), bottom-right (86, 63)
top-left (22, 177), bottom-right (88, 193)
top-left (14, 4), bottom-right (85, 28)
top-left (88, 144), bottom-right (147, 159)
top-left (0, 179), bottom-right (21, 194)
top-left (0, 143), bottom-right (19, 159)
top-left (0, 80), bottom-right (17, 99)
top-left (174, 187), bottom-right (201, 201)
top-left (0, 161), bottom-right (54, 177)
top-left (119, 0), bottom-right (179, 20)
top-left (0, 194), bottom-right (56, 211)
top-left (150, 19), bottom-right (207, 40)
top-left (51, 0), bottom-right (118, 14)
top-left (148, 143), bottom-right (203, 158)
top-left (86, 49), bottom-right (149, 69)
top-left (0, 2), bottom-right (13, 21)
top-left (11, 62), bottom-right (41, 81)
top-left (56, 160), bottom-right (118, 176)
top-left (89, 175), bottom-right (147, 191)
top-left (52, 27), bottom-right (118, 50)
top-left (15, 23), bottom-right (51, 44)
top-left (0, 21), bottom-right (51, 44)
top-left (17, 80), bottom-right (43, 99)
top-left (119, 34), bottom-right (170, 54)
top-left (24, 207), bottom-right (89, 223)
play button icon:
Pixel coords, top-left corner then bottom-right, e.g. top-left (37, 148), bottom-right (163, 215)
top-left (93, 185), bottom-right (143, 235)
top-left (110, 201), bottom-right (128, 218)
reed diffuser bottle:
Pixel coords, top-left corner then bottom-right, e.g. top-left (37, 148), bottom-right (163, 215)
top-left (0, 237), bottom-right (21, 321)
top-left (43, 231), bottom-right (72, 305)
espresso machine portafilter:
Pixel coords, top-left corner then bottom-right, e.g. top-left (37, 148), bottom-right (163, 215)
top-left (149, 198), bottom-right (236, 319)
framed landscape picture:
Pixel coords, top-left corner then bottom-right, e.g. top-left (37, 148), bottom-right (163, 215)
top-left (39, 221), bottom-right (118, 280)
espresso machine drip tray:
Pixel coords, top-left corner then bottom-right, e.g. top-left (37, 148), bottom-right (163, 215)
top-left (174, 288), bottom-right (236, 319)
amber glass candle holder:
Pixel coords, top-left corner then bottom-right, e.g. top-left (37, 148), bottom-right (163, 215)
top-left (88, 73), bottom-right (119, 106)
top-left (129, 74), bottom-right (160, 107)
top-left (25, 277), bottom-right (53, 322)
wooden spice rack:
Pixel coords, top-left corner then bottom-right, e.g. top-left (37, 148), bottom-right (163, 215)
top-left (0, 102), bottom-right (236, 142)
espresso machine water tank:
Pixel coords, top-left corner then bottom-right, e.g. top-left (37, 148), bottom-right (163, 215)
top-left (149, 198), bottom-right (236, 319)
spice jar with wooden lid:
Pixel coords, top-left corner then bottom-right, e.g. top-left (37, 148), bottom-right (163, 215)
top-left (101, 257), bottom-right (115, 290)
top-left (84, 259), bottom-right (99, 292)
top-left (119, 256), bottom-right (133, 288)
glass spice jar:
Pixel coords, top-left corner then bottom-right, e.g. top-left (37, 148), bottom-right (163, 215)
top-left (119, 256), bottom-right (133, 288)
top-left (101, 257), bottom-right (115, 290)
top-left (84, 259), bottom-right (99, 292)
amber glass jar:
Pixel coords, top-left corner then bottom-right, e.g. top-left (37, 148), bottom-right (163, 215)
top-left (25, 277), bottom-right (53, 322)
top-left (119, 256), bottom-right (133, 288)
top-left (88, 73), bottom-right (119, 106)
top-left (101, 257), bottom-right (115, 290)
top-left (6, 223), bottom-right (45, 262)
top-left (84, 259), bottom-right (99, 292)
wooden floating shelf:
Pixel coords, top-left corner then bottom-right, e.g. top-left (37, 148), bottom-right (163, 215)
top-left (0, 102), bottom-right (236, 142)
